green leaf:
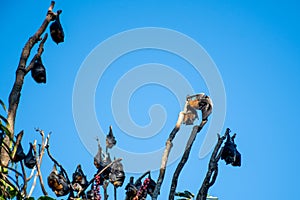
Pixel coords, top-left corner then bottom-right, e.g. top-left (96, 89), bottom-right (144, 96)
top-left (0, 124), bottom-right (12, 138)
top-left (25, 197), bottom-right (35, 200)
top-left (0, 115), bottom-right (8, 125)
top-left (8, 187), bottom-right (18, 198)
top-left (0, 166), bottom-right (8, 174)
top-left (0, 99), bottom-right (6, 112)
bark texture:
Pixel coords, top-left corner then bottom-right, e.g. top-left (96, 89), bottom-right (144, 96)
top-left (168, 120), bottom-right (207, 200)
top-left (151, 112), bottom-right (184, 200)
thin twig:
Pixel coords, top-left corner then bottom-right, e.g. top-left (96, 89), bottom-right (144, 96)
top-left (103, 181), bottom-right (109, 200)
top-left (32, 141), bottom-right (48, 195)
top-left (27, 131), bottom-right (50, 197)
top-left (0, 164), bottom-right (25, 183)
top-left (25, 34), bottom-right (48, 74)
top-left (0, 175), bottom-right (23, 198)
top-left (15, 167), bottom-right (19, 190)
top-left (45, 135), bottom-right (71, 183)
top-left (27, 140), bottom-right (38, 197)
top-left (26, 166), bottom-right (36, 182)
top-left (28, 173), bottom-right (38, 198)
top-left (114, 186), bottom-right (117, 200)
top-left (21, 161), bottom-right (28, 196)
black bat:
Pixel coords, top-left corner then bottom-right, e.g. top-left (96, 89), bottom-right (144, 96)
top-left (31, 57), bottom-right (46, 84)
top-left (50, 10), bottom-right (64, 44)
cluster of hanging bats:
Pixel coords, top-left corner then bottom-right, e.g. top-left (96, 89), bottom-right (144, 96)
top-left (12, 141), bottom-right (37, 169)
top-left (47, 161), bottom-right (126, 199)
top-left (27, 9), bottom-right (241, 198)
top-left (46, 127), bottom-right (126, 199)
top-left (124, 173), bottom-right (157, 200)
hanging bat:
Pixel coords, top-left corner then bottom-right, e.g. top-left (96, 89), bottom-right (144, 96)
top-left (24, 143), bottom-right (36, 169)
top-left (109, 159), bottom-right (125, 187)
top-left (106, 125), bottom-right (116, 149)
top-left (125, 177), bottom-right (138, 200)
top-left (47, 164), bottom-right (70, 197)
top-left (146, 174), bottom-right (157, 197)
top-left (221, 133), bottom-right (241, 167)
top-left (72, 164), bottom-right (88, 191)
top-left (186, 93), bottom-right (213, 121)
top-left (182, 104), bottom-right (199, 125)
top-left (50, 10), bottom-right (64, 44)
top-left (31, 57), bottom-right (46, 84)
top-left (12, 142), bottom-right (25, 162)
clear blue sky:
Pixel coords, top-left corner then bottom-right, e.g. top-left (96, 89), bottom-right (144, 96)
top-left (1, 0), bottom-right (300, 199)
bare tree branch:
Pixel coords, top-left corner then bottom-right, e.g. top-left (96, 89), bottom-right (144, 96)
top-left (45, 135), bottom-right (71, 184)
top-left (25, 34), bottom-right (48, 74)
top-left (28, 173), bottom-right (38, 198)
top-left (168, 120), bottom-right (207, 200)
top-left (27, 130), bottom-right (50, 197)
top-left (32, 140), bottom-right (48, 195)
top-left (26, 166), bottom-right (36, 182)
top-left (20, 160), bottom-right (28, 197)
top-left (114, 186), bottom-right (117, 200)
top-left (27, 140), bottom-right (39, 197)
top-left (103, 181), bottom-right (109, 200)
top-left (196, 128), bottom-right (230, 200)
top-left (152, 111), bottom-right (184, 200)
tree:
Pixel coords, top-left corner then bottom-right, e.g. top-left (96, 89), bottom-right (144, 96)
top-left (0, 1), bottom-right (241, 199)
top-left (1, 1), bottom-right (62, 199)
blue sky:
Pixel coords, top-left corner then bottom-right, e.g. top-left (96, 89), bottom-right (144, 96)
top-left (1, 0), bottom-right (300, 199)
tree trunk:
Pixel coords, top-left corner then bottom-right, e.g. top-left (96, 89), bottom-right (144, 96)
top-left (0, 1), bottom-right (57, 167)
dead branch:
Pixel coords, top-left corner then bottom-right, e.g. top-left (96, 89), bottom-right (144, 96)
top-left (25, 34), bottom-right (48, 74)
top-left (28, 173), bottom-right (38, 198)
top-left (26, 166), bottom-right (36, 182)
top-left (168, 120), bottom-right (207, 200)
top-left (32, 141), bottom-right (48, 195)
top-left (27, 140), bottom-right (39, 197)
top-left (20, 161), bottom-right (28, 196)
top-left (196, 128), bottom-right (229, 200)
top-left (152, 111), bottom-right (185, 200)
top-left (103, 181), bottom-right (109, 200)
top-left (27, 130), bottom-right (50, 197)
top-left (114, 186), bottom-right (117, 200)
